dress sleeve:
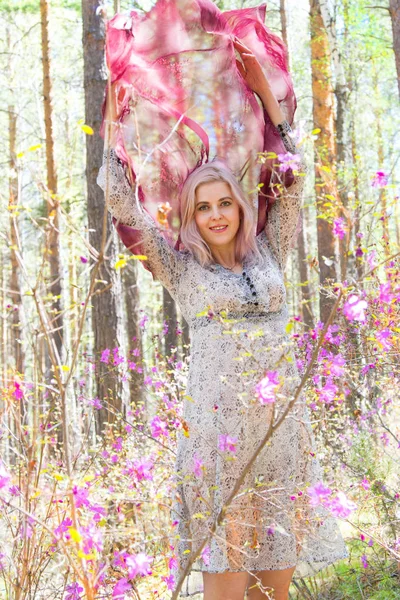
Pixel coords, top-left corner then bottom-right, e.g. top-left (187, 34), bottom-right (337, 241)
top-left (262, 121), bottom-right (308, 271)
top-left (96, 147), bottom-right (186, 298)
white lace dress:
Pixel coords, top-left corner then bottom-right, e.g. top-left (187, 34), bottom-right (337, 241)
top-left (97, 150), bottom-right (348, 597)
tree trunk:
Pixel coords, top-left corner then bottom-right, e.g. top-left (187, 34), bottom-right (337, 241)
top-left (40, 0), bottom-right (64, 362)
top-left (279, 0), bottom-right (313, 327)
top-left (8, 79), bottom-right (25, 377)
top-left (163, 287), bottom-right (178, 359)
top-left (279, 0), bottom-right (288, 48)
top-left (309, 0), bottom-right (338, 323)
top-left (123, 261), bottom-right (145, 415)
top-left (372, 62), bottom-right (391, 257)
top-left (82, 0), bottom-right (124, 431)
top-left (390, 0), bottom-right (400, 100)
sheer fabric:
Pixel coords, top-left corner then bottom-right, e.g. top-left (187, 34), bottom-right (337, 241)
top-left (101, 0), bottom-right (298, 253)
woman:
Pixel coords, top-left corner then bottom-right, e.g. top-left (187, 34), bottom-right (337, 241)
top-left (97, 36), bottom-right (347, 600)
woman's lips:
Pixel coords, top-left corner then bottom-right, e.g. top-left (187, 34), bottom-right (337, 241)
top-left (209, 225), bottom-right (228, 233)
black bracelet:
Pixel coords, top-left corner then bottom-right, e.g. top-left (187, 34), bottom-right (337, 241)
top-left (276, 119), bottom-right (297, 154)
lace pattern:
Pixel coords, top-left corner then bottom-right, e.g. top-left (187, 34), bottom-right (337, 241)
top-left (96, 149), bottom-right (348, 597)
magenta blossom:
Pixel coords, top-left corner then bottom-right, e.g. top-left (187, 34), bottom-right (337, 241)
top-left (162, 573), bottom-right (176, 590)
top-left (113, 578), bottom-right (132, 598)
top-left (327, 491), bottom-right (357, 518)
top-left (254, 371), bottom-right (280, 404)
top-left (371, 170), bottom-right (388, 188)
top-left (65, 582), bottom-right (84, 600)
top-left (0, 461), bottom-right (11, 490)
top-left (375, 329), bottom-right (392, 351)
top-left (201, 545), bottom-right (211, 566)
top-left (361, 554), bottom-right (368, 568)
top-left (88, 397), bottom-right (102, 410)
top-left (277, 152), bottom-right (302, 173)
top-left (318, 379), bottom-right (338, 405)
top-left (125, 552), bottom-right (153, 578)
top-left (327, 353), bottom-right (346, 377)
top-left (361, 478), bottom-right (370, 491)
top-left (193, 454), bottom-right (204, 478)
top-left (342, 295), bottom-right (368, 322)
top-left (13, 381), bottom-right (24, 400)
top-left (218, 434), bottom-right (237, 454)
top-left (149, 415), bottom-right (169, 438)
top-left (378, 283), bottom-right (393, 304)
top-left (72, 485), bottom-right (90, 508)
top-left (100, 348), bottom-right (110, 364)
top-left (332, 217), bottom-right (347, 240)
top-left (139, 314), bottom-right (149, 328)
top-left (308, 482), bottom-right (332, 507)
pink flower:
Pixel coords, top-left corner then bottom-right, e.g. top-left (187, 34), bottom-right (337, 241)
top-left (379, 283), bottom-right (393, 304)
top-left (81, 522), bottom-right (104, 554)
top-left (371, 170), bottom-right (388, 188)
top-left (201, 545), bottom-right (210, 566)
top-left (125, 552), bottom-right (153, 578)
top-left (0, 461), bottom-right (11, 490)
top-left (327, 491), bottom-right (357, 518)
top-left (72, 485), bottom-right (90, 508)
top-left (113, 578), bottom-right (132, 598)
top-left (65, 582), bottom-right (84, 600)
top-left (124, 458), bottom-right (154, 482)
top-left (13, 381), bottom-right (24, 400)
top-left (162, 573), bottom-right (176, 590)
top-left (254, 371), bottom-right (280, 404)
top-left (54, 518), bottom-right (73, 541)
top-left (361, 554), bottom-right (368, 568)
top-left (332, 217), bottom-right (347, 240)
top-left (193, 454), bottom-right (204, 478)
top-left (80, 256), bottom-right (88, 264)
top-left (375, 329), bottom-right (392, 351)
top-left (319, 379), bottom-right (338, 405)
top-left (100, 348), bottom-right (110, 364)
top-left (329, 353), bottom-right (346, 377)
top-left (342, 295), bottom-right (368, 322)
top-left (277, 152), bottom-right (302, 173)
top-left (113, 347), bottom-right (125, 366)
top-left (139, 314), bottom-right (149, 328)
top-left (218, 434), bottom-right (237, 454)
top-left (361, 478), bottom-right (370, 491)
top-left (88, 397), bottom-right (102, 409)
top-left (308, 482), bottom-right (332, 507)
top-left (149, 415), bottom-right (168, 438)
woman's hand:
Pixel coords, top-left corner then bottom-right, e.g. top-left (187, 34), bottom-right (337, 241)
top-left (233, 37), bottom-right (285, 127)
top-left (233, 38), bottom-right (270, 97)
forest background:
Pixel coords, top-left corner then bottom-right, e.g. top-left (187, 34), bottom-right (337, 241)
top-left (0, 0), bottom-right (399, 598)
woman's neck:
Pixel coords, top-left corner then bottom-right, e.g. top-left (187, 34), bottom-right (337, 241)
top-left (210, 244), bottom-right (242, 271)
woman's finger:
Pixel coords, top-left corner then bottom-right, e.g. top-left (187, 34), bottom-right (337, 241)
top-left (233, 37), bottom-right (251, 52)
top-left (235, 59), bottom-right (246, 79)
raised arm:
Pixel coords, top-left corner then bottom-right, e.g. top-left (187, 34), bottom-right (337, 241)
top-left (234, 38), bottom-right (307, 270)
top-left (263, 138), bottom-right (307, 270)
top-left (96, 148), bottom-right (186, 299)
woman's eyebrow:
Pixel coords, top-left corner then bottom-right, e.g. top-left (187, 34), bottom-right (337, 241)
top-left (196, 196), bottom-right (233, 205)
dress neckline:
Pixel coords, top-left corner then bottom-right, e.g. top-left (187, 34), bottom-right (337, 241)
top-left (208, 255), bottom-right (250, 277)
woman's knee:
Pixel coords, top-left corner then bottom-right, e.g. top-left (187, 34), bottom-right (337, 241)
top-left (203, 570), bottom-right (249, 600)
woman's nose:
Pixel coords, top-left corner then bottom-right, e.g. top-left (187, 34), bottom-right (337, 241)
top-left (210, 206), bottom-right (222, 219)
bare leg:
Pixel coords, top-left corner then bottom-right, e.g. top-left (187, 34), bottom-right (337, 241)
top-left (203, 571), bottom-right (249, 600)
top-left (246, 566), bottom-right (296, 600)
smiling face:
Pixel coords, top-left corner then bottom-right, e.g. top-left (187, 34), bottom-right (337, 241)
top-left (194, 180), bottom-right (241, 251)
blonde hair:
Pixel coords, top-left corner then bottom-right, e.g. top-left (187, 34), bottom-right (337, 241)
top-left (179, 160), bottom-right (262, 268)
